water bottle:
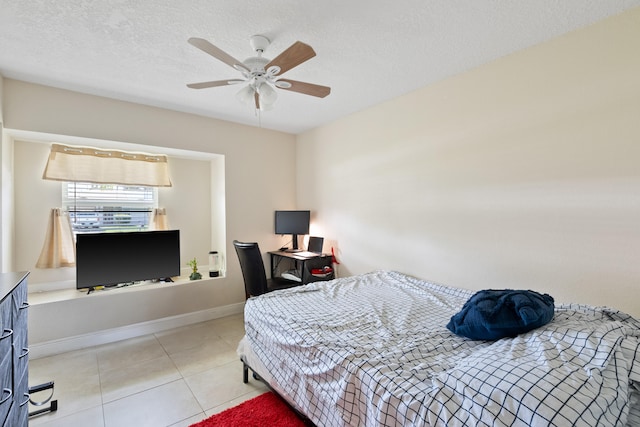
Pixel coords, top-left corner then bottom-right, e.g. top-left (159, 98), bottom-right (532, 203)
top-left (209, 251), bottom-right (221, 277)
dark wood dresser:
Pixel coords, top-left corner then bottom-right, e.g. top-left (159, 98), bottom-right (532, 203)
top-left (0, 272), bottom-right (29, 427)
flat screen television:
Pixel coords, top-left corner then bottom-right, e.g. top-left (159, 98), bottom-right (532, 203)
top-left (275, 210), bottom-right (310, 251)
top-left (76, 230), bottom-right (180, 291)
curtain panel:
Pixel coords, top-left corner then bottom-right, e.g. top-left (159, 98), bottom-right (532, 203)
top-left (149, 208), bottom-right (169, 231)
top-left (36, 208), bottom-right (76, 268)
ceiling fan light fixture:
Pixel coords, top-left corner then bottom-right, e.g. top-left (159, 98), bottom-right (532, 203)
top-left (259, 101), bottom-right (275, 112)
top-left (235, 85), bottom-right (255, 105)
top-left (258, 83), bottom-right (278, 106)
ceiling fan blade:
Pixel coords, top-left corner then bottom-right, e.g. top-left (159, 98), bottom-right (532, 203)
top-left (188, 37), bottom-right (249, 72)
top-left (275, 79), bottom-right (331, 98)
top-left (254, 92), bottom-right (260, 110)
top-left (265, 41), bottom-right (316, 76)
top-left (187, 79), bottom-right (244, 89)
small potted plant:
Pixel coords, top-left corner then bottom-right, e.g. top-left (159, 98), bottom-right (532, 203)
top-left (187, 257), bottom-right (202, 280)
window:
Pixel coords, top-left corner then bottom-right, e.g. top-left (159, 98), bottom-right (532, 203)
top-left (63, 182), bottom-right (157, 233)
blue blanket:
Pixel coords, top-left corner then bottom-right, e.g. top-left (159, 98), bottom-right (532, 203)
top-left (446, 289), bottom-right (555, 340)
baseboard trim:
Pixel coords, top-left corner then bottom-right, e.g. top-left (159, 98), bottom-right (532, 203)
top-left (29, 302), bottom-right (245, 359)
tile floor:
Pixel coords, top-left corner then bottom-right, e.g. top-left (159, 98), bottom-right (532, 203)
top-left (27, 313), bottom-right (268, 427)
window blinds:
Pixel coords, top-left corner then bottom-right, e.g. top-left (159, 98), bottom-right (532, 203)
top-left (42, 143), bottom-right (172, 187)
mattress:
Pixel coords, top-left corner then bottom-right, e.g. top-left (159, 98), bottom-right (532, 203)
top-left (239, 270), bottom-right (640, 426)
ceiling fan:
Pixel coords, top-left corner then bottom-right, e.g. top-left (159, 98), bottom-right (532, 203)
top-left (187, 35), bottom-right (331, 111)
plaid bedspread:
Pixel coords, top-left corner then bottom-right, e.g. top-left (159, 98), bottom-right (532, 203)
top-left (242, 270), bottom-right (640, 426)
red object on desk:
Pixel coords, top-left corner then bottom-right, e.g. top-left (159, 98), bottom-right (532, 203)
top-left (331, 247), bottom-right (340, 264)
top-left (311, 266), bottom-right (333, 275)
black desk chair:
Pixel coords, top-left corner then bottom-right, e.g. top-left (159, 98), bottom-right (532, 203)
top-left (233, 240), bottom-right (296, 298)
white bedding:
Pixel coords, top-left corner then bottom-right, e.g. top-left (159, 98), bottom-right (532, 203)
top-left (239, 270), bottom-right (640, 426)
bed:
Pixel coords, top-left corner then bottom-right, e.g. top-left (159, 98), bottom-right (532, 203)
top-left (237, 270), bottom-right (640, 426)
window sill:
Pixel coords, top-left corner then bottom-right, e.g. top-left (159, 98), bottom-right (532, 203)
top-left (28, 275), bottom-right (224, 306)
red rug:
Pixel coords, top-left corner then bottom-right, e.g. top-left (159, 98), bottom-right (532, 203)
top-left (190, 392), bottom-right (308, 427)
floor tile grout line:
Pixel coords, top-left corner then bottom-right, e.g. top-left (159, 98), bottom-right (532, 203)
top-left (96, 348), bottom-right (108, 427)
top-left (153, 328), bottom-right (211, 419)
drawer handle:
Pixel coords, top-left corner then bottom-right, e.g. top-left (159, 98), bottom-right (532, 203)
top-left (0, 388), bottom-right (12, 405)
top-left (19, 393), bottom-right (29, 406)
top-left (19, 347), bottom-right (30, 359)
top-left (19, 301), bottom-right (29, 310)
top-left (0, 329), bottom-right (12, 341)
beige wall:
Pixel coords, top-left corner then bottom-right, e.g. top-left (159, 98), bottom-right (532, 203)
top-left (2, 79), bottom-right (297, 344)
top-left (297, 9), bottom-right (640, 316)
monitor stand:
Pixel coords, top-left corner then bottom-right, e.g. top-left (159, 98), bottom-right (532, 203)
top-left (284, 234), bottom-right (301, 252)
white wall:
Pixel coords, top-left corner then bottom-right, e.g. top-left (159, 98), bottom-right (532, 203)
top-left (297, 9), bottom-right (640, 316)
top-left (2, 79), bottom-right (297, 344)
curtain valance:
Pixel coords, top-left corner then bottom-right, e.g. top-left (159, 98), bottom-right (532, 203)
top-left (42, 143), bottom-right (172, 187)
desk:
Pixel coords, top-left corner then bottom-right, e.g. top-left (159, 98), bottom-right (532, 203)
top-left (269, 251), bottom-right (335, 285)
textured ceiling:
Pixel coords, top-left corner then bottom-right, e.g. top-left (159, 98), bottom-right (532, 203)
top-left (1, 1), bottom-right (639, 134)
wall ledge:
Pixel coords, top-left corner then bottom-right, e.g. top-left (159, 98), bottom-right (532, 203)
top-left (28, 275), bottom-right (221, 305)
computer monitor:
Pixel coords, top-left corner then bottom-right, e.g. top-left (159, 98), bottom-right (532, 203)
top-left (274, 210), bottom-right (310, 251)
top-left (308, 236), bottom-right (324, 253)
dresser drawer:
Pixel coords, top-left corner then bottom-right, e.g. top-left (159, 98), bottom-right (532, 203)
top-left (11, 281), bottom-right (28, 329)
top-left (5, 369), bottom-right (28, 427)
top-left (0, 273), bottom-right (29, 427)
top-left (11, 281), bottom-right (28, 374)
top-left (0, 351), bottom-right (11, 390)
top-left (0, 352), bottom-right (12, 427)
top-left (11, 320), bottom-right (27, 366)
top-left (0, 298), bottom-right (10, 333)
top-left (0, 390), bottom-right (11, 427)
top-left (0, 299), bottom-right (11, 358)
top-left (12, 344), bottom-right (29, 390)
top-left (0, 329), bottom-right (11, 363)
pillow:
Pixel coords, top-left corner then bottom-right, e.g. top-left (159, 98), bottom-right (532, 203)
top-left (446, 289), bottom-right (555, 340)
